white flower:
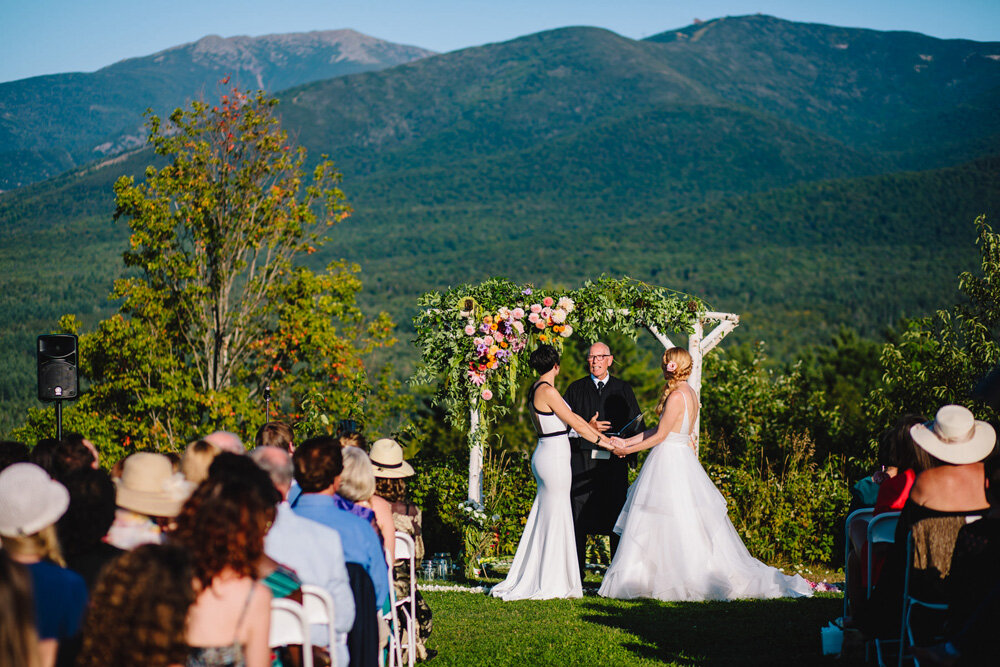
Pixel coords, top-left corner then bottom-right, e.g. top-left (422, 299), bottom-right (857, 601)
top-left (557, 296), bottom-right (575, 312)
top-left (551, 308), bottom-right (567, 324)
top-left (560, 324), bottom-right (573, 338)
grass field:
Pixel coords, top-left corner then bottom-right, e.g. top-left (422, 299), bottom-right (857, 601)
top-left (420, 588), bottom-right (843, 666)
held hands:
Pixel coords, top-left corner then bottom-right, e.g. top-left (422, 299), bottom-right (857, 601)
top-left (610, 436), bottom-right (629, 458)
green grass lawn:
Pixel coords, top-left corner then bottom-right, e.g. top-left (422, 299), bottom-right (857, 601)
top-left (421, 589), bottom-right (843, 666)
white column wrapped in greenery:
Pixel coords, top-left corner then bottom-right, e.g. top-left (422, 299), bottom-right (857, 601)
top-left (412, 276), bottom-right (736, 503)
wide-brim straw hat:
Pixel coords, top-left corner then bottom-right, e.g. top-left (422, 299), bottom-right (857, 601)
top-left (0, 463), bottom-right (70, 537)
top-left (115, 452), bottom-right (194, 518)
top-left (369, 438), bottom-right (415, 478)
top-left (910, 404), bottom-right (996, 465)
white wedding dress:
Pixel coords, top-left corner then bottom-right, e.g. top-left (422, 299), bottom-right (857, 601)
top-left (598, 388), bottom-right (813, 601)
top-left (491, 382), bottom-right (582, 600)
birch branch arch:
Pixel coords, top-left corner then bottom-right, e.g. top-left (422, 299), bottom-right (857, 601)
top-left (412, 276), bottom-right (739, 504)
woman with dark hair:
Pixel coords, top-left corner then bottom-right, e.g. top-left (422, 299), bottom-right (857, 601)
top-left (0, 550), bottom-right (41, 667)
top-left (492, 344), bottom-right (613, 600)
top-left (599, 347), bottom-right (812, 601)
top-left (171, 468), bottom-right (272, 667)
top-left (77, 544), bottom-right (195, 667)
top-left (56, 468), bottom-right (124, 590)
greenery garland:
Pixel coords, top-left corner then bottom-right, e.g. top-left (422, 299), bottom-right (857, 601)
top-left (413, 275), bottom-right (706, 447)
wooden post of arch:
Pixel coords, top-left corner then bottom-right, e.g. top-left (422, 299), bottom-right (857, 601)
top-left (647, 311), bottom-right (740, 454)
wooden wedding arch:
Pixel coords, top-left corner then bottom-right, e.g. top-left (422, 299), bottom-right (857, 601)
top-left (412, 277), bottom-right (739, 504)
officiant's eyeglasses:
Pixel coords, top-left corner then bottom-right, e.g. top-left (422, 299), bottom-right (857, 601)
top-left (587, 354), bottom-right (611, 360)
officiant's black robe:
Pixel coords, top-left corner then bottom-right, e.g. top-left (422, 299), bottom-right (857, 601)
top-left (564, 375), bottom-right (642, 566)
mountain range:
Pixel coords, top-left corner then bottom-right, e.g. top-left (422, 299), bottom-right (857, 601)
top-left (1, 14), bottom-right (999, 433)
top-left (0, 29), bottom-right (434, 189)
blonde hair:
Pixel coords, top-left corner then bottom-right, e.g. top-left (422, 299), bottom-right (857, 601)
top-left (0, 552), bottom-right (41, 667)
top-left (2, 524), bottom-right (66, 567)
top-left (180, 440), bottom-right (220, 485)
top-left (338, 446), bottom-right (376, 503)
top-left (655, 347), bottom-right (693, 415)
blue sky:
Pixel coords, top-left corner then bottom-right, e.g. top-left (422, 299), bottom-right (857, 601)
top-left (2, 0), bottom-right (998, 84)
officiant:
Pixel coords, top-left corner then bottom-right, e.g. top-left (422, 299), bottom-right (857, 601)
top-left (564, 341), bottom-right (643, 576)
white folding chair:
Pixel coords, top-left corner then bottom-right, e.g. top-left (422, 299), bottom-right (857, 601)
top-left (867, 511), bottom-right (901, 667)
top-left (301, 584), bottom-right (338, 667)
top-left (394, 532), bottom-right (418, 667)
top-left (269, 598), bottom-right (314, 667)
top-left (844, 507), bottom-right (874, 619)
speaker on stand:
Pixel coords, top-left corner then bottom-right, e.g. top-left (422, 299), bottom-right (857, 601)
top-left (37, 334), bottom-right (79, 440)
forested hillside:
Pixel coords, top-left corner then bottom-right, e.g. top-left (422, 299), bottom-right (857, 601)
top-left (1, 15), bottom-right (998, 433)
top-left (0, 30), bottom-right (433, 189)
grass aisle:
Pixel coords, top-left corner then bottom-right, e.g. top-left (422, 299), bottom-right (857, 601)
top-left (422, 590), bottom-right (842, 666)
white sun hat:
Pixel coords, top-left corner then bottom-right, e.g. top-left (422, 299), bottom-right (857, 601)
top-left (369, 438), bottom-right (415, 478)
top-left (0, 463), bottom-right (70, 537)
top-left (910, 404), bottom-right (996, 465)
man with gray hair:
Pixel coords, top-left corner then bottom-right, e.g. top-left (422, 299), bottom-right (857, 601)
top-left (251, 445), bottom-right (355, 666)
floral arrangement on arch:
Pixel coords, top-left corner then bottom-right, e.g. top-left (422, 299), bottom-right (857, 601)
top-left (413, 275), bottom-right (706, 447)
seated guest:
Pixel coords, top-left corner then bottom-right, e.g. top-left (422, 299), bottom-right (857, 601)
top-left (256, 421), bottom-right (295, 453)
top-left (252, 445), bottom-right (356, 667)
top-left (56, 468), bottom-right (123, 590)
top-left (52, 434), bottom-right (99, 478)
top-left (0, 463), bottom-right (88, 667)
top-left (172, 467), bottom-right (272, 667)
top-left (372, 438), bottom-right (436, 663)
top-left (860, 405), bottom-right (995, 640)
top-left (339, 446), bottom-right (396, 562)
top-left (291, 437), bottom-right (389, 609)
top-left (202, 454), bottom-right (303, 601)
top-left (180, 439), bottom-right (220, 485)
top-left (106, 453), bottom-right (193, 550)
top-left (0, 550), bottom-right (41, 667)
top-left (29, 439), bottom-right (61, 476)
top-left (855, 415), bottom-right (933, 594)
top-left (76, 544), bottom-right (195, 667)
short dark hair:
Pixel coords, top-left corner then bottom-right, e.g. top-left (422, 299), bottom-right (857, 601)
top-left (0, 441), bottom-right (30, 472)
top-left (255, 421), bottom-right (294, 451)
top-left (529, 344), bottom-right (560, 374)
top-left (293, 436), bottom-right (343, 493)
top-left (879, 414), bottom-right (934, 472)
top-left (53, 436), bottom-right (97, 480)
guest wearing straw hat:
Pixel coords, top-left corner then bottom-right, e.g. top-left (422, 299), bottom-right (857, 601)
top-left (0, 462), bottom-right (88, 667)
top-left (371, 439), bottom-right (435, 662)
top-left (106, 452), bottom-right (194, 551)
top-left (858, 405), bottom-right (996, 641)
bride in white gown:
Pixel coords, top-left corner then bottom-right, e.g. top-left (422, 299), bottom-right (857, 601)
top-left (492, 344), bottom-right (614, 601)
top-left (598, 347), bottom-right (813, 602)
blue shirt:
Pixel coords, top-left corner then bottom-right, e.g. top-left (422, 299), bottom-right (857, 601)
top-left (28, 560), bottom-right (88, 639)
top-left (291, 493), bottom-right (389, 607)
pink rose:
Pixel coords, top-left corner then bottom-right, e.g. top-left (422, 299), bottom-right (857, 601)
top-left (513, 321), bottom-right (525, 334)
top-left (530, 303), bottom-right (542, 314)
top-left (666, 361), bottom-right (678, 372)
top-left (512, 307), bottom-right (525, 319)
top-left (528, 312), bottom-right (540, 324)
top-left (493, 333), bottom-right (504, 345)
top-left (535, 320), bottom-right (547, 330)
top-left (543, 296), bottom-right (554, 307)
top-left (464, 325), bottom-right (475, 335)
top-left (540, 307), bottom-right (552, 319)
top-left (481, 388), bottom-right (493, 401)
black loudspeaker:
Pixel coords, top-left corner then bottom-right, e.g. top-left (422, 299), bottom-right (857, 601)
top-left (37, 334), bottom-right (78, 401)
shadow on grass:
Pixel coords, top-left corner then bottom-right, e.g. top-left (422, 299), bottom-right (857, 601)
top-left (579, 594), bottom-right (843, 666)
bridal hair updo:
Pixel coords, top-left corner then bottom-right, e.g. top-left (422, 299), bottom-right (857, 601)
top-left (655, 347), bottom-right (693, 414)
top-left (529, 344), bottom-right (560, 374)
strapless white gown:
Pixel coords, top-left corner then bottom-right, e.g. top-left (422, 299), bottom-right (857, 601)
top-left (598, 391), bottom-right (813, 601)
top-left (492, 390), bottom-right (582, 600)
